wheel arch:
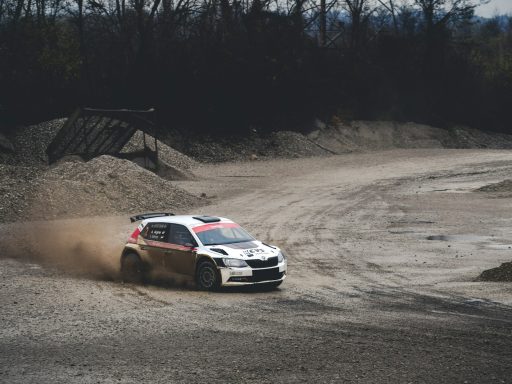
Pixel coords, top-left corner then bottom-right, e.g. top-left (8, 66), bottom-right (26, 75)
top-left (121, 247), bottom-right (141, 260)
top-left (120, 247), bottom-right (145, 270)
top-left (195, 254), bottom-right (221, 271)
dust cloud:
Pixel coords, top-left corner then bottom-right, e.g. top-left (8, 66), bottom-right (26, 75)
top-left (0, 216), bottom-right (130, 280)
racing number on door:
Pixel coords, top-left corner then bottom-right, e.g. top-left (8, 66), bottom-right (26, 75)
top-left (140, 222), bottom-right (170, 267)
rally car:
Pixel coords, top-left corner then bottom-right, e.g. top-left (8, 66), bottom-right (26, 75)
top-left (121, 213), bottom-right (287, 290)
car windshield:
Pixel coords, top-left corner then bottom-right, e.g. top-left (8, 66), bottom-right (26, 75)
top-left (196, 226), bottom-right (254, 246)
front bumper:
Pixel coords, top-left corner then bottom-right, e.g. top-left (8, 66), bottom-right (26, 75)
top-left (219, 261), bottom-right (287, 286)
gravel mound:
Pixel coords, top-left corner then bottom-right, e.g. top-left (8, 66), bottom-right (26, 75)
top-left (121, 130), bottom-right (197, 174)
top-left (475, 180), bottom-right (512, 195)
top-left (0, 133), bottom-right (14, 153)
top-left (185, 131), bottom-right (329, 163)
top-left (182, 120), bottom-right (512, 163)
top-left (7, 118), bottom-right (512, 165)
top-left (0, 165), bottom-right (44, 222)
top-left (0, 156), bottom-right (204, 223)
top-left (478, 262), bottom-right (512, 282)
top-left (307, 121), bottom-right (512, 154)
top-left (4, 119), bottom-right (66, 166)
top-left (4, 119), bottom-right (196, 179)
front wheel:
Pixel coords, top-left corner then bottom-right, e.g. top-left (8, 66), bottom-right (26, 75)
top-left (196, 261), bottom-right (221, 291)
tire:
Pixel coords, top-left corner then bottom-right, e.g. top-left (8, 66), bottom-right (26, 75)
top-left (196, 260), bottom-right (221, 291)
top-left (121, 253), bottom-right (145, 284)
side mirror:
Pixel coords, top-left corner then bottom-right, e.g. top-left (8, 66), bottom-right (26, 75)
top-left (184, 242), bottom-right (195, 248)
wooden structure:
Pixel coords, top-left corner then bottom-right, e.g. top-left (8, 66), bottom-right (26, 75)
top-left (46, 108), bottom-right (159, 169)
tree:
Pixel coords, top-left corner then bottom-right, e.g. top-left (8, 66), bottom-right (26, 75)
top-left (342, 0), bottom-right (375, 50)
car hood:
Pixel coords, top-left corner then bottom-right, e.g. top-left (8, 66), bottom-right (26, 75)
top-left (203, 241), bottom-right (279, 259)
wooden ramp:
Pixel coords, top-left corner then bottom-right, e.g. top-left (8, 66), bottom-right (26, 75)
top-left (46, 108), bottom-right (159, 167)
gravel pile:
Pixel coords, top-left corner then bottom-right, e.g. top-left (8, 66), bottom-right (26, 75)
top-left (0, 133), bottom-right (14, 153)
top-left (4, 119), bottom-right (196, 177)
top-left (478, 262), bottom-right (512, 282)
top-left (447, 127), bottom-right (512, 149)
top-left (0, 156), bottom-right (204, 223)
top-left (121, 130), bottom-right (197, 175)
top-left (0, 165), bottom-right (44, 221)
top-left (5, 119), bottom-right (66, 166)
top-left (307, 120), bottom-right (512, 154)
top-left (185, 131), bottom-right (329, 163)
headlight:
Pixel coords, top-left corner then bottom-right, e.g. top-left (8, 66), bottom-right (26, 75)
top-left (223, 258), bottom-right (249, 268)
top-left (278, 251), bottom-right (286, 262)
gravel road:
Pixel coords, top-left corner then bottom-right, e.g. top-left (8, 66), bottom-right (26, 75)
top-left (1, 149), bottom-right (512, 383)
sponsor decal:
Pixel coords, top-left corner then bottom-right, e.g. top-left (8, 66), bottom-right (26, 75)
top-left (242, 248), bottom-right (268, 257)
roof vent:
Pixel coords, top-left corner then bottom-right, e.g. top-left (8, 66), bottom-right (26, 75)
top-left (193, 215), bottom-right (221, 223)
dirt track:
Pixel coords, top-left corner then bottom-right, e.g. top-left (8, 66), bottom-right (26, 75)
top-left (1, 149), bottom-right (512, 383)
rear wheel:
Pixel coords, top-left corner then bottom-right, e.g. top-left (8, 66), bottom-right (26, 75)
top-left (121, 253), bottom-right (145, 284)
top-left (196, 260), bottom-right (221, 291)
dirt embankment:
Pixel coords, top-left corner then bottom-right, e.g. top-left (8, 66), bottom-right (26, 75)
top-left (307, 120), bottom-right (512, 154)
top-left (171, 120), bottom-right (512, 162)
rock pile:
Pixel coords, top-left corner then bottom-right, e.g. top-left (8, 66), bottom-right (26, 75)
top-left (0, 156), bottom-right (204, 223)
top-left (184, 131), bottom-right (329, 163)
top-left (479, 262), bottom-right (512, 282)
top-left (122, 130), bottom-right (196, 171)
top-left (4, 119), bottom-right (196, 179)
top-left (307, 120), bottom-right (512, 154)
top-left (5, 119), bottom-right (66, 166)
top-left (0, 165), bottom-right (44, 222)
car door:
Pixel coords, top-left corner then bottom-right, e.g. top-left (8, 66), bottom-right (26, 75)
top-left (139, 222), bottom-right (170, 267)
top-left (164, 224), bottom-right (197, 276)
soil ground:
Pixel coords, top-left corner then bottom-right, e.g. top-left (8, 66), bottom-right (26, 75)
top-left (1, 149), bottom-right (512, 383)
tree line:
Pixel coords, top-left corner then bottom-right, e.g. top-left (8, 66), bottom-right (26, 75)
top-left (0, 0), bottom-right (511, 135)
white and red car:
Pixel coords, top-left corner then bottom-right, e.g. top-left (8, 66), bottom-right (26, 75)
top-left (121, 213), bottom-right (287, 290)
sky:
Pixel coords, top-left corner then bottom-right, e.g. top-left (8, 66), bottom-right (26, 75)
top-left (475, 0), bottom-right (512, 17)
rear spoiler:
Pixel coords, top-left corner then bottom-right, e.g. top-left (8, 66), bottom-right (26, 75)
top-left (130, 212), bottom-right (174, 223)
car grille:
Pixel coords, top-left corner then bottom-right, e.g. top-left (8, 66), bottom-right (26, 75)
top-left (252, 267), bottom-right (283, 282)
top-left (228, 268), bottom-right (284, 283)
top-left (245, 256), bottom-right (278, 269)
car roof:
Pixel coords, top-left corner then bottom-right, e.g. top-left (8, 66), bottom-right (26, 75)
top-left (142, 215), bottom-right (234, 228)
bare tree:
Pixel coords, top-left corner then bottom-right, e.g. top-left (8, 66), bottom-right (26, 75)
top-left (414, 0), bottom-right (488, 32)
top-left (342, 0), bottom-right (375, 50)
top-left (377, 0), bottom-right (399, 32)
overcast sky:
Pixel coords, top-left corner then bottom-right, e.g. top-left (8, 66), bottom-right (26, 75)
top-left (475, 0), bottom-right (512, 17)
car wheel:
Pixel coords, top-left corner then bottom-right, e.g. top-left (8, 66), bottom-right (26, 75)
top-left (121, 253), bottom-right (145, 284)
top-left (196, 260), bottom-right (220, 291)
